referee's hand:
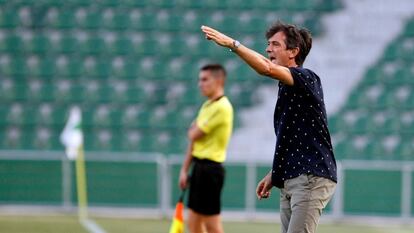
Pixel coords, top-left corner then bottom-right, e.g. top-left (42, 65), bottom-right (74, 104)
top-left (256, 172), bottom-right (272, 200)
top-left (179, 170), bottom-right (188, 190)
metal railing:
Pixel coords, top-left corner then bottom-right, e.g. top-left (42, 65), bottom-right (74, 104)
top-left (0, 150), bottom-right (413, 221)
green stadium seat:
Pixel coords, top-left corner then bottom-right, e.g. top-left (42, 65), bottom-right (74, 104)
top-left (364, 140), bottom-right (388, 160)
top-left (0, 80), bottom-right (17, 102)
top-left (137, 132), bottom-right (158, 152)
top-left (66, 0), bottom-right (95, 7)
top-left (334, 140), bottom-right (362, 160)
top-left (318, 0), bottom-right (343, 12)
top-left (99, 0), bottom-right (123, 7)
top-left (103, 10), bottom-right (131, 30)
top-left (108, 35), bottom-right (133, 55)
top-left (139, 57), bottom-right (166, 79)
top-left (225, 0), bottom-right (255, 9)
top-left (49, 82), bottom-right (84, 103)
top-left (152, 0), bottom-right (177, 8)
top-left (0, 34), bottom-right (24, 53)
top-left (35, 104), bottom-right (68, 126)
top-left (87, 129), bottom-right (117, 151)
top-left (32, 127), bottom-right (62, 150)
top-left (79, 36), bottom-right (107, 55)
top-left (26, 81), bottom-right (50, 102)
top-left (29, 57), bottom-right (56, 78)
top-left (145, 86), bottom-right (169, 105)
top-left (52, 35), bottom-right (79, 54)
top-left (124, 86), bottom-right (146, 103)
top-left (120, 106), bottom-right (141, 128)
top-left (402, 92), bottom-right (414, 109)
top-left (79, 10), bottom-right (102, 29)
top-left (56, 57), bottom-right (84, 78)
top-left (83, 58), bottom-right (112, 78)
top-left (0, 9), bottom-right (19, 28)
top-left (111, 61), bottom-right (140, 79)
top-left (120, 130), bottom-right (141, 151)
top-left (130, 10), bottom-right (156, 31)
top-left (165, 129), bottom-right (188, 154)
top-left (403, 19), bottom-right (414, 37)
top-left (24, 34), bottom-right (51, 54)
top-left (156, 10), bottom-right (183, 31)
top-left (121, 0), bottom-right (150, 7)
top-left (47, 10), bottom-right (76, 29)
top-left (5, 104), bottom-right (24, 125)
top-left (178, 87), bottom-right (204, 106)
top-left (181, 11), bottom-right (208, 32)
top-left (135, 111), bottom-right (152, 129)
top-left (395, 138), bottom-right (414, 160)
top-left (133, 34), bottom-right (157, 55)
top-left (160, 36), bottom-right (190, 56)
top-left (3, 126), bottom-right (23, 150)
top-left (1, 57), bottom-right (29, 78)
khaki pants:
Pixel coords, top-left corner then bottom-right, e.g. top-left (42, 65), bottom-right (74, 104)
top-left (280, 174), bottom-right (336, 233)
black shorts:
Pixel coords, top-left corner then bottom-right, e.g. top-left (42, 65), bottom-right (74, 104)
top-left (188, 157), bottom-right (225, 215)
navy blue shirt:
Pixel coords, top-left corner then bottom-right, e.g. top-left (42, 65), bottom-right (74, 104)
top-left (271, 67), bottom-right (337, 188)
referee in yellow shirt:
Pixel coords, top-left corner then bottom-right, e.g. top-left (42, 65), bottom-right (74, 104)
top-left (179, 64), bottom-right (233, 233)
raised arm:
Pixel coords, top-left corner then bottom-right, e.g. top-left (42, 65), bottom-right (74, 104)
top-left (201, 25), bottom-right (294, 86)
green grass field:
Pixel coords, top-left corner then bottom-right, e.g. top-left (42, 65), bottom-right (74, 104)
top-left (0, 215), bottom-right (414, 233)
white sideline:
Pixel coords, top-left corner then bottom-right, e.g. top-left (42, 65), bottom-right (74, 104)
top-left (80, 218), bottom-right (107, 233)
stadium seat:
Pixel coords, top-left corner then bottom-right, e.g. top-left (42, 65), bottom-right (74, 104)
top-left (0, 0), bottom-right (346, 155)
top-left (107, 35), bottom-right (133, 55)
top-left (103, 10), bottom-right (131, 31)
top-left (79, 36), bottom-right (107, 55)
top-left (79, 10), bottom-right (103, 29)
top-left (55, 57), bottom-right (84, 78)
top-left (29, 57), bottom-right (56, 78)
top-left (0, 34), bottom-right (24, 53)
top-left (24, 34), bottom-right (51, 55)
top-left (0, 8), bottom-right (19, 28)
top-left (83, 58), bottom-right (112, 78)
top-left (47, 10), bottom-right (76, 29)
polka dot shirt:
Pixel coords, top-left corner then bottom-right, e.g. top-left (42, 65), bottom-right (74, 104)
top-left (271, 67), bottom-right (337, 188)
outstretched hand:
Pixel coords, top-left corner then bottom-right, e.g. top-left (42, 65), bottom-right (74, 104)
top-left (201, 25), bottom-right (234, 48)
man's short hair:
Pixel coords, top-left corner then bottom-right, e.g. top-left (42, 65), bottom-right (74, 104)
top-left (266, 21), bottom-right (312, 66)
top-left (200, 63), bottom-right (227, 79)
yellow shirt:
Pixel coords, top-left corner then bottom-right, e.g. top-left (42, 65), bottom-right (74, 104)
top-left (192, 96), bottom-right (233, 163)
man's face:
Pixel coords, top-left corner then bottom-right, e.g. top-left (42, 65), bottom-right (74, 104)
top-left (266, 31), bottom-right (292, 67)
top-left (198, 70), bottom-right (222, 97)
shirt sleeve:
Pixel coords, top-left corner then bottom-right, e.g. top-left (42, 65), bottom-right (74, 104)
top-left (289, 67), bottom-right (318, 92)
top-left (196, 107), bottom-right (224, 134)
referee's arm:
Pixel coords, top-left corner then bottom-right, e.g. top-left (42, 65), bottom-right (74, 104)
top-left (179, 124), bottom-right (205, 189)
top-left (188, 123), bottom-right (205, 141)
top-left (201, 25), bottom-right (294, 86)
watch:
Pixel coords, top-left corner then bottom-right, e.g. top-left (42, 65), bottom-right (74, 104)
top-left (230, 40), bottom-right (241, 52)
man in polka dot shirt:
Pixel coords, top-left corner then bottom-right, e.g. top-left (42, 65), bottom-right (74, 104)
top-left (202, 21), bottom-right (337, 233)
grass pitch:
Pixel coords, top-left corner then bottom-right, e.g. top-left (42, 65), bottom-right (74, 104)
top-left (0, 215), bottom-right (413, 233)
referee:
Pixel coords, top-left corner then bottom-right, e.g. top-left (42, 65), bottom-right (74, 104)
top-left (201, 22), bottom-right (337, 233)
top-left (179, 64), bottom-right (233, 233)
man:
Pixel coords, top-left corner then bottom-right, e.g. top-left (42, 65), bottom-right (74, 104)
top-left (179, 64), bottom-right (233, 233)
top-left (201, 22), bottom-right (337, 233)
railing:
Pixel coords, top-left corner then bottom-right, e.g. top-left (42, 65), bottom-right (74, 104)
top-left (0, 150), bottom-right (413, 220)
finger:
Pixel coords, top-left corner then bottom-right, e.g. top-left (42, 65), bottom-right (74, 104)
top-left (202, 25), bottom-right (220, 34)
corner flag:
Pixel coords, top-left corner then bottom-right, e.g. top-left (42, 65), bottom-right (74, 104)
top-left (60, 106), bottom-right (83, 160)
top-left (60, 106), bottom-right (88, 220)
top-left (169, 190), bottom-right (186, 233)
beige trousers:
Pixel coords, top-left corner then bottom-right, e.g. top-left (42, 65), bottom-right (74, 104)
top-left (280, 174), bottom-right (336, 233)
